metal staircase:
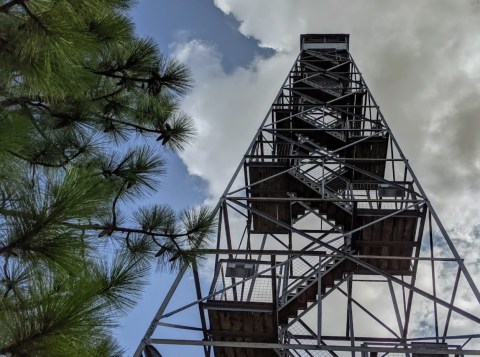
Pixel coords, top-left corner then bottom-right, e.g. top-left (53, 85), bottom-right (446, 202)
top-left (278, 254), bottom-right (351, 324)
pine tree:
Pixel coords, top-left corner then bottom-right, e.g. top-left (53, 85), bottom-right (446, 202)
top-left (0, 1), bottom-right (214, 355)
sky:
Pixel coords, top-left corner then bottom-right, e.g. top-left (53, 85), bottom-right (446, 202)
top-left (119, 0), bottom-right (480, 355)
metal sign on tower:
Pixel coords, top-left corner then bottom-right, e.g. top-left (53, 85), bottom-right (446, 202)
top-left (135, 34), bottom-right (480, 356)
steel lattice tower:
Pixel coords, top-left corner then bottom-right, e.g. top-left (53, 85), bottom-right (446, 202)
top-left (135, 34), bottom-right (480, 357)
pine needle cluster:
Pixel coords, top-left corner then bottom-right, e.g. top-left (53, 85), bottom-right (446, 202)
top-left (0, 1), bottom-right (214, 355)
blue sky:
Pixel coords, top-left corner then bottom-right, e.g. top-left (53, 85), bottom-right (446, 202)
top-left (116, 0), bottom-right (480, 355)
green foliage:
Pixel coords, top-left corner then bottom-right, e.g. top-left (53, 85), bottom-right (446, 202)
top-left (132, 204), bottom-right (216, 270)
top-left (0, 267), bottom-right (128, 356)
top-left (0, 0), bottom-right (214, 355)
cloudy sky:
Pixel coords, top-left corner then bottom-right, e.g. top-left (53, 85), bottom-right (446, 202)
top-left (119, 0), bottom-right (480, 354)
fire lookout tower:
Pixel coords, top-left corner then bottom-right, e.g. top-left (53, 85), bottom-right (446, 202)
top-left (136, 34), bottom-right (480, 356)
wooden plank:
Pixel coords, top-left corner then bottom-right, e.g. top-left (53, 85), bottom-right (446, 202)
top-left (354, 240), bottom-right (413, 247)
top-left (209, 309), bottom-right (278, 356)
top-left (357, 209), bottom-right (422, 217)
top-left (219, 310), bottom-right (232, 331)
top-left (375, 219), bottom-right (388, 270)
top-left (209, 330), bottom-right (276, 339)
top-left (390, 218), bottom-right (402, 271)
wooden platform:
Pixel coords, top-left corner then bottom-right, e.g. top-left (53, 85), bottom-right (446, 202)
top-left (206, 302), bottom-right (277, 357)
top-left (345, 136), bottom-right (389, 180)
top-left (248, 164), bottom-right (293, 233)
top-left (248, 163), bottom-right (350, 232)
top-left (353, 215), bottom-right (418, 272)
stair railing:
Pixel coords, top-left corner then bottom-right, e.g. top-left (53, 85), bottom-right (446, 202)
top-left (297, 111), bottom-right (346, 141)
top-left (278, 249), bottom-right (349, 310)
top-left (290, 161), bottom-right (352, 213)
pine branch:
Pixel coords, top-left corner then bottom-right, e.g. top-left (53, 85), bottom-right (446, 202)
top-left (90, 69), bottom-right (149, 83)
top-left (95, 252), bottom-right (150, 314)
top-left (110, 183), bottom-right (126, 227)
top-left (0, 207), bottom-right (213, 244)
top-left (2, 257), bottom-right (13, 298)
top-left (0, 219), bottom-right (53, 258)
top-left (68, 223), bottom-right (201, 240)
top-left (4, 147), bottom-right (86, 168)
top-left (0, 99), bottom-right (20, 108)
top-left (19, 2), bottom-right (50, 34)
top-left (92, 87), bottom-right (125, 101)
top-left (0, 270), bottom-right (113, 356)
top-left (108, 117), bottom-right (160, 134)
top-left (0, 97), bottom-right (49, 110)
top-left (0, 37), bottom-right (9, 52)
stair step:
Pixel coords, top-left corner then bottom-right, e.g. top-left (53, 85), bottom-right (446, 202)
top-left (306, 286), bottom-right (317, 301)
top-left (295, 293), bottom-right (308, 309)
top-left (333, 268), bottom-right (343, 280)
top-left (279, 260), bottom-right (351, 325)
top-left (323, 272), bottom-right (334, 287)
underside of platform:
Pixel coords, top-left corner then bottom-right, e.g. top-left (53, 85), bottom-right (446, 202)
top-left (206, 303), bottom-right (277, 357)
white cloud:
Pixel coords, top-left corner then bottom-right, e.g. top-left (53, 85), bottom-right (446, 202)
top-left (172, 39), bottom-right (294, 200)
